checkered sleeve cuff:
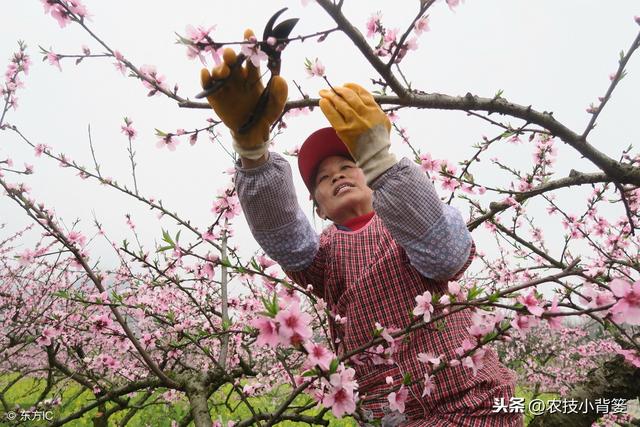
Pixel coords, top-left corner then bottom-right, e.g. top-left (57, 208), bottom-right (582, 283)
top-left (372, 157), bottom-right (472, 281)
top-left (235, 152), bottom-right (319, 270)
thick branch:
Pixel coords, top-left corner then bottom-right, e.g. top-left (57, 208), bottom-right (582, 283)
top-left (467, 170), bottom-right (612, 231)
top-left (49, 379), bottom-right (161, 427)
top-left (314, 0), bottom-right (408, 97)
top-left (181, 95), bottom-right (640, 185)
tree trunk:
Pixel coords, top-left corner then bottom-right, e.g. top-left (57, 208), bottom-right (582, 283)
top-left (186, 382), bottom-right (213, 427)
top-left (529, 356), bottom-right (640, 427)
top-left (92, 403), bottom-right (109, 427)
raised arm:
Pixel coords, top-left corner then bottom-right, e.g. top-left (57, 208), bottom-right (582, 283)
top-left (199, 30), bottom-right (326, 292)
top-left (318, 83), bottom-right (473, 282)
top-left (235, 152), bottom-right (319, 272)
top-left (371, 158), bottom-right (473, 281)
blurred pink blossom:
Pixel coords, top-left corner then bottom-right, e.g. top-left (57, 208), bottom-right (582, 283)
top-left (545, 295), bottom-right (563, 329)
top-left (120, 118), bottom-right (136, 139)
top-left (113, 50), bottom-right (126, 75)
top-left (422, 373), bottom-right (435, 397)
top-left (414, 16), bottom-right (430, 35)
top-left (366, 12), bottom-right (382, 38)
top-left (156, 134), bottom-right (179, 151)
top-left (388, 385), bottom-right (408, 413)
top-left (46, 52), bottom-right (62, 71)
top-left (446, 0), bottom-right (461, 11)
top-left (305, 58), bottom-right (326, 78)
top-left (610, 279), bottom-right (640, 325)
top-left (241, 37), bottom-right (267, 67)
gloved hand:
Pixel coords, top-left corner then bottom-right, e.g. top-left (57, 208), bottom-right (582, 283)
top-left (318, 83), bottom-right (396, 184)
top-left (200, 29), bottom-right (288, 160)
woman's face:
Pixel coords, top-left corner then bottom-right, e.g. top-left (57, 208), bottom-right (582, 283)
top-left (313, 155), bottom-right (373, 224)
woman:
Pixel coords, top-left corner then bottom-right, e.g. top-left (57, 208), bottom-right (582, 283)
top-left (200, 32), bottom-right (522, 426)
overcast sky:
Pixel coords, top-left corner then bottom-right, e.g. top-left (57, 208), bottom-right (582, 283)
top-left (1, 0), bottom-right (639, 275)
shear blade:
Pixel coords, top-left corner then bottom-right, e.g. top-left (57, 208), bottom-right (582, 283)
top-left (263, 7), bottom-right (289, 40)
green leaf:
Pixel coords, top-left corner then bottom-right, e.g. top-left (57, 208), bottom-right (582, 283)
top-left (467, 284), bottom-right (482, 301)
top-left (402, 372), bottom-right (412, 385)
top-left (157, 245), bottom-right (174, 252)
top-left (329, 358), bottom-right (339, 374)
top-left (161, 229), bottom-right (174, 247)
top-left (53, 290), bottom-right (69, 299)
top-left (260, 294), bottom-right (279, 317)
top-left (301, 368), bottom-right (318, 377)
top-left (110, 290), bottom-right (122, 303)
top-left (463, 171), bottom-right (475, 184)
top-left (481, 331), bottom-right (498, 344)
top-left (487, 292), bottom-right (500, 303)
top-left (501, 130), bottom-right (514, 139)
top-left (155, 128), bottom-right (167, 137)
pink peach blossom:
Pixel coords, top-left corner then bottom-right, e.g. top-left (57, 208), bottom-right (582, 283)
top-left (388, 385), bottom-right (408, 413)
top-left (422, 372), bottom-right (435, 397)
top-left (304, 342), bottom-right (334, 370)
top-left (46, 52), bottom-right (62, 71)
top-left (275, 303), bottom-right (312, 345)
top-left (366, 12), bottom-right (382, 38)
top-left (305, 58), bottom-right (326, 78)
top-left (413, 290), bottom-right (434, 322)
top-left (251, 316), bottom-right (280, 348)
top-left (417, 352), bottom-right (441, 367)
top-left (240, 37), bottom-right (268, 67)
top-left (609, 279), bottom-right (640, 325)
top-left (545, 295), bottom-right (563, 329)
top-left (517, 290), bottom-right (544, 317)
top-left (322, 386), bottom-right (356, 418)
top-left (414, 16), bottom-right (430, 34)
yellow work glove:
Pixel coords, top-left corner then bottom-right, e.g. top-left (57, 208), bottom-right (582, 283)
top-left (318, 83), bottom-right (397, 184)
top-left (200, 29), bottom-right (288, 160)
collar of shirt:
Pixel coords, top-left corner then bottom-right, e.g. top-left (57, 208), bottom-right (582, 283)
top-left (335, 211), bottom-right (375, 232)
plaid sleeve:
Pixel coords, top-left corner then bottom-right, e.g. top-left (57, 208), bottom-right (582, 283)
top-left (235, 152), bottom-right (319, 271)
top-left (285, 229), bottom-right (331, 298)
top-left (371, 157), bottom-right (473, 281)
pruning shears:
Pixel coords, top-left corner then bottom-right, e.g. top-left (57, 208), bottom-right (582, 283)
top-left (195, 8), bottom-right (299, 134)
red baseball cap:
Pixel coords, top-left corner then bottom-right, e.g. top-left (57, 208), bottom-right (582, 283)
top-left (298, 127), bottom-right (353, 195)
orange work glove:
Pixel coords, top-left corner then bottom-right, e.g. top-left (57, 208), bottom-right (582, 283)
top-left (200, 29), bottom-right (288, 159)
top-left (318, 83), bottom-right (397, 184)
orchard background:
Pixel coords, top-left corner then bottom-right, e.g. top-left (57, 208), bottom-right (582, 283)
top-left (1, 1), bottom-right (639, 426)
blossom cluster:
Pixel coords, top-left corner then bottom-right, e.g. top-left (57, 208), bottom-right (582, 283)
top-left (1, 41), bottom-right (30, 116)
top-left (40, 0), bottom-right (89, 28)
top-left (365, 11), bottom-right (419, 63)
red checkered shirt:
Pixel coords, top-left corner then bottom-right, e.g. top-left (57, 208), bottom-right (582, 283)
top-left (236, 153), bottom-right (522, 426)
